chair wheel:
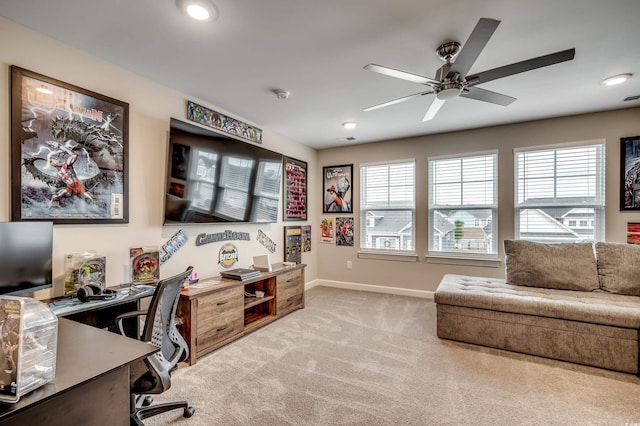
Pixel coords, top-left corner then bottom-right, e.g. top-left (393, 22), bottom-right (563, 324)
top-left (183, 406), bottom-right (195, 418)
top-left (142, 396), bottom-right (153, 406)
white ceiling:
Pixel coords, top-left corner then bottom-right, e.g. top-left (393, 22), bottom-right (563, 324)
top-left (1, 0), bottom-right (639, 149)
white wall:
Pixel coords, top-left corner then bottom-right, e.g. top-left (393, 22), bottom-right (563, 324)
top-left (0, 17), bottom-right (318, 298)
top-left (317, 107), bottom-right (640, 292)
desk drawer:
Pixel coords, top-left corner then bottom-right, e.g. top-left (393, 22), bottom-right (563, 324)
top-left (277, 270), bottom-right (302, 292)
top-left (196, 315), bottom-right (243, 352)
top-left (277, 290), bottom-right (303, 317)
top-left (196, 286), bottom-right (243, 323)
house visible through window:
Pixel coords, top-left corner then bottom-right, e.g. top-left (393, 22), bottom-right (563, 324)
top-left (428, 152), bottom-right (498, 257)
top-left (514, 141), bottom-right (605, 243)
top-left (360, 160), bottom-right (415, 252)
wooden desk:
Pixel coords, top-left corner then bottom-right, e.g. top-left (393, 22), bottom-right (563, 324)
top-left (0, 318), bottom-right (156, 426)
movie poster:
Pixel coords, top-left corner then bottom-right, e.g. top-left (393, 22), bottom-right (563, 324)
top-left (12, 67), bottom-right (128, 223)
top-left (323, 164), bottom-right (352, 213)
top-left (320, 218), bottom-right (335, 244)
top-left (301, 225), bottom-right (311, 252)
top-left (336, 217), bottom-right (354, 246)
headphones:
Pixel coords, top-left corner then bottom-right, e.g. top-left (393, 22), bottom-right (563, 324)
top-left (76, 284), bottom-right (117, 303)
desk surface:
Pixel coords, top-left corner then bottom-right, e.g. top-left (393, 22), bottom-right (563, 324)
top-left (47, 284), bottom-right (156, 317)
top-left (0, 318), bottom-right (157, 419)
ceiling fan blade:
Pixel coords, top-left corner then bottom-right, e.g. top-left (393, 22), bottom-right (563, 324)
top-left (461, 87), bottom-right (516, 106)
top-left (422, 97), bottom-right (446, 121)
top-left (364, 63), bottom-right (439, 85)
top-left (363, 90), bottom-right (433, 112)
top-left (466, 48), bottom-right (576, 85)
top-left (447, 18), bottom-right (501, 78)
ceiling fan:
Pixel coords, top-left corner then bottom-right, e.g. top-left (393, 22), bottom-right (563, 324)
top-left (363, 18), bottom-right (575, 121)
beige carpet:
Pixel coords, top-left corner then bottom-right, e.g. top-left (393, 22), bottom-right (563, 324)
top-left (146, 286), bottom-right (640, 425)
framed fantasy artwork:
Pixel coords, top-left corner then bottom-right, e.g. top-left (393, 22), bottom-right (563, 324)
top-left (621, 136), bottom-right (640, 211)
top-left (323, 164), bottom-right (353, 213)
top-left (11, 66), bottom-right (129, 224)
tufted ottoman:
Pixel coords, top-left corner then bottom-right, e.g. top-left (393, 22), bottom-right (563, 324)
top-left (435, 274), bottom-right (640, 374)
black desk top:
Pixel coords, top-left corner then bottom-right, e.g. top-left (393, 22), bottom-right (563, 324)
top-left (46, 284), bottom-right (156, 317)
top-left (0, 318), bottom-right (157, 419)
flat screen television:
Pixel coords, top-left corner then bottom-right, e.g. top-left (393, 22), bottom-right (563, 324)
top-left (0, 221), bottom-right (53, 296)
top-left (163, 118), bottom-right (283, 224)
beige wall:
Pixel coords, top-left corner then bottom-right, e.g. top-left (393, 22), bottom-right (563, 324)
top-left (317, 107), bottom-right (640, 292)
top-left (0, 17), bottom-right (318, 298)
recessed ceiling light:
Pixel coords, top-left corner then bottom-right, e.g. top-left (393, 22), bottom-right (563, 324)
top-left (342, 122), bottom-right (357, 130)
top-left (601, 73), bottom-right (632, 86)
top-left (176, 0), bottom-right (218, 22)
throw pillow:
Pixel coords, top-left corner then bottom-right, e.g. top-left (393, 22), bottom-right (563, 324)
top-left (504, 240), bottom-right (598, 291)
top-left (595, 242), bottom-right (640, 296)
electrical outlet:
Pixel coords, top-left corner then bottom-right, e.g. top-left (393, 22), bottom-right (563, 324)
top-left (346, 260), bottom-right (352, 269)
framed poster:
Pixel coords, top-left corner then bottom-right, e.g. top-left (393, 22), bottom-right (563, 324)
top-left (320, 218), bottom-right (335, 243)
top-left (284, 226), bottom-right (302, 264)
top-left (11, 66), bottom-right (129, 223)
top-left (301, 225), bottom-right (311, 252)
top-left (621, 136), bottom-right (640, 211)
top-left (323, 164), bottom-right (353, 213)
top-left (627, 222), bottom-right (640, 244)
top-left (336, 217), bottom-right (354, 246)
top-left (283, 156), bottom-right (307, 221)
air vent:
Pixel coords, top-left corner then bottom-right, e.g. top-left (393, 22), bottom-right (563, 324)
top-left (336, 137), bottom-right (356, 142)
top-left (623, 95), bottom-right (640, 102)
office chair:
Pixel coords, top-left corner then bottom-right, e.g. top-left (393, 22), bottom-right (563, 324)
top-left (116, 266), bottom-right (195, 425)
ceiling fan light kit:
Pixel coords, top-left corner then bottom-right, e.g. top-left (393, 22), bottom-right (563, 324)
top-left (363, 18), bottom-right (576, 121)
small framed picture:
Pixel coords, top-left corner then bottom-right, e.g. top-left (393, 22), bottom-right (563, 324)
top-left (621, 135), bottom-right (640, 211)
top-left (323, 164), bottom-right (353, 213)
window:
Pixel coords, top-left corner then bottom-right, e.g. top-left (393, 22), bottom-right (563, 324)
top-left (514, 142), bottom-right (605, 243)
top-left (428, 152), bottom-right (498, 257)
top-left (360, 160), bottom-right (415, 252)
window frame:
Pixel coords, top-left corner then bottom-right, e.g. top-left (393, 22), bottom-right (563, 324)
top-left (359, 159), bottom-right (416, 257)
top-left (427, 150), bottom-right (499, 260)
top-left (513, 140), bottom-right (605, 243)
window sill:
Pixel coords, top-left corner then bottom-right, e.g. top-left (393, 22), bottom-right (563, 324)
top-left (358, 250), bottom-right (419, 262)
top-left (425, 254), bottom-right (501, 268)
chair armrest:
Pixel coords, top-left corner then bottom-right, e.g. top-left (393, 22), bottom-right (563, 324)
top-left (115, 310), bottom-right (147, 339)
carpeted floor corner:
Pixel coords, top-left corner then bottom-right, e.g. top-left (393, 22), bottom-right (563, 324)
top-left (146, 286), bottom-right (640, 425)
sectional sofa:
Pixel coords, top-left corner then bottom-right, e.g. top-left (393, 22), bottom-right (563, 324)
top-left (435, 240), bottom-right (640, 374)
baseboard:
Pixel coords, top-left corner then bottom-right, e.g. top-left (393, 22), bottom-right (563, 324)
top-left (306, 279), bottom-right (434, 299)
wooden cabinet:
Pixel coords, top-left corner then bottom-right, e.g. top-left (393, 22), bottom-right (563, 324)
top-left (276, 269), bottom-right (305, 316)
top-left (177, 264), bottom-right (305, 365)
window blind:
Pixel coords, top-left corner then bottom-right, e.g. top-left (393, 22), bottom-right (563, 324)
top-left (514, 143), bottom-right (605, 242)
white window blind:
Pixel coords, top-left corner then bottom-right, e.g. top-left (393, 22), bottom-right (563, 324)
top-left (215, 155), bottom-right (253, 220)
top-left (360, 160), bottom-right (415, 252)
top-left (514, 142), bottom-right (605, 243)
top-left (187, 149), bottom-right (217, 211)
top-left (251, 160), bottom-right (281, 222)
top-left (428, 152), bottom-right (497, 256)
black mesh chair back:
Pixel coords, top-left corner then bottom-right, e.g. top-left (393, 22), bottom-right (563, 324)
top-left (118, 266), bottom-right (195, 424)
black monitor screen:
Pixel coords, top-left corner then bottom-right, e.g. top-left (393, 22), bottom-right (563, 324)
top-left (0, 222), bottom-right (53, 296)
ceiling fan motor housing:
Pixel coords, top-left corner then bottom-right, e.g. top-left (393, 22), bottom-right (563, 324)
top-left (436, 82), bottom-right (464, 100)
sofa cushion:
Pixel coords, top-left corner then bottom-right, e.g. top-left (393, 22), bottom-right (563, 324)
top-left (596, 242), bottom-right (640, 296)
top-left (434, 274), bottom-right (640, 329)
top-left (504, 240), bottom-right (598, 291)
